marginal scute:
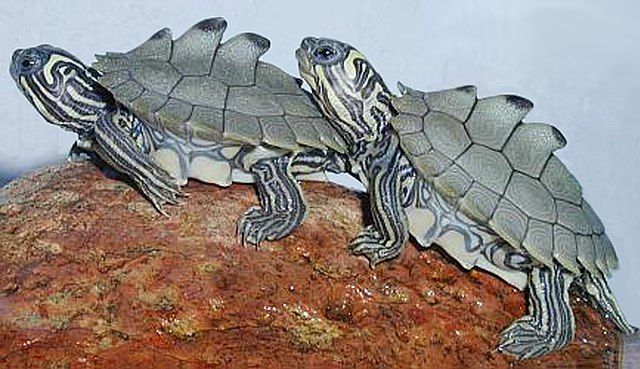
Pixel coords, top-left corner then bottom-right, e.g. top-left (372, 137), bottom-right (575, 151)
top-left (170, 18), bottom-right (227, 75)
top-left (275, 94), bottom-right (321, 117)
top-left (170, 76), bottom-right (227, 109)
top-left (576, 235), bottom-right (598, 273)
top-left (553, 225), bottom-right (581, 275)
top-left (412, 150), bottom-right (453, 178)
top-left (522, 219), bottom-right (554, 268)
top-left (259, 116), bottom-right (298, 151)
top-left (504, 172), bottom-right (556, 223)
top-left (111, 79), bottom-right (144, 103)
top-left (490, 198), bottom-right (528, 247)
top-left (312, 119), bottom-right (347, 154)
top-left (98, 70), bottom-right (130, 89)
top-left (603, 236), bottom-right (619, 272)
top-left (130, 90), bottom-right (167, 120)
top-left (581, 200), bottom-right (605, 234)
top-left (93, 54), bottom-right (128, 73)
top-left (130, 60), bottom-right (181, 96)
top-left (556, 200), bottom-right (592, 235)
top-left (126, 28), bottom-right (172, 61)
top-left (466, 95), bottom-right (533, 150)
top-left (392, 85), bottom-right (428, 116)
top-left (424, 85), bottom-right (477, 121)
top-left (154, 98), bottom-right (193, 136)
top-left (211, 32), bottom-right (270, 86)
top-left (433, 164), bottom-right (473, 201)
top-left (223, 110), bottom-right (262, 145)
top-left (540, 155), bottom-right (583, 205)
top-left (458, 182), bottom-right (500, 223)
top-left (423, 111), bottom-right (471, 160)
top-left (284, 116), bottom-right (324, 149)
top-left (188, 106), bottom-right (224, 142)
top-left (227, 86), bottom-right (284, 117)
top-left (503, 123), bottom-right (567, 177)
top-left (593, 235), bottom-right (610, 277)
top-left (391, 113), bottom-right (423, 134)
top-left (456, 145), bottom-right (512, 194)
top-left (400, 132), bottom-right (431, 156)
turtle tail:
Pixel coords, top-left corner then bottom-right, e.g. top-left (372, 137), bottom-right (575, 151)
top-left (577, 271), bottom-right (637, 334)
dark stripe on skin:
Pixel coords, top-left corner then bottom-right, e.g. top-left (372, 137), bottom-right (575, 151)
top-left (238, 155), bottom-right (307, 245)
top-left (24, 59), bottom-right (107, 133)
top-left (499, 265), bottom-right (575, 359)
top-left (350, 133), bottom-right (409, 264)
top-left (24, 77), bottom-right (76, 123)
top-left (321, 64), bottom-right (372, 144)
top-left (93, 108), bottom-right (181, 213)
top-left (581, 271), bottom-right (636, 334)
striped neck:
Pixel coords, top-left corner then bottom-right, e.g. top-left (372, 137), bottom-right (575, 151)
top-left (11, 46), bottom-right (111, 136)
top-left (296, 38), bottom-right (396, 149)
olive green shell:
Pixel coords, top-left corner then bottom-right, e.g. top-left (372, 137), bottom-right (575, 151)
top-left (390, 83), bottom-right (617, 277)
top-left (92, 18), bottom-right (346, 154)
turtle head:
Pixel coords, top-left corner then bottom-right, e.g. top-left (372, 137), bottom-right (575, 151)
top-left (10, 45), bottom-right (110, 135)
top-left (296, 37), bottom-right (395, 144)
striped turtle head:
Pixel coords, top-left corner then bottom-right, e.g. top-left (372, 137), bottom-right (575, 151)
top-left (296, 37), bottom-right (395, 144)
top-left (10, 45), bottom-right (110, 135)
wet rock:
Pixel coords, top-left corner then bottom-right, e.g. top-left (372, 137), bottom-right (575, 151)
top-left (0, 163), bottom-right (623, 368)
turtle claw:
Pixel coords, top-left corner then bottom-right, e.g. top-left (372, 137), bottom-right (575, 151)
top-left (498, 317), bottom-right (560, 360)
top-left (237, 206), bottom-right (295, 247)
top-left (350, 225), bottom-right (405, 266)
top-left (141, 176), bottom-right (184, 216)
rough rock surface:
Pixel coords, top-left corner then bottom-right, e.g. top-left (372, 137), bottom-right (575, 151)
top-left (0, 163), bottom-right (622, 368)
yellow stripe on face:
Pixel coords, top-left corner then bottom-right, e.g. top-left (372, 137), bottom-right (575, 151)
top-left (32, 77), bottom-right (97, 122)
top-left (43, 54), bottom-right (85, 86)
top-left (343, 50), bottom-right (360, 81)
top-left (20, 76), bottom-right (58, 123)
top-left (66, 84), bottom-right (106, 109)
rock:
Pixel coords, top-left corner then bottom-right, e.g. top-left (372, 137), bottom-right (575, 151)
top-left (0, 163), bottom-right (623, 368)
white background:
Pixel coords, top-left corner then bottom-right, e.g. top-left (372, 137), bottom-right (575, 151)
top-left (1, 1), bottom-right (638, 326)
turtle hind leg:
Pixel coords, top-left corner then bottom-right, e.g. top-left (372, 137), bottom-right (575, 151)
top-left (499, 265), bottom-right (576, 360)
top-left (238, 155), bottom-right (307, 246)
top-left (578, 271), bottom-right (637, 334)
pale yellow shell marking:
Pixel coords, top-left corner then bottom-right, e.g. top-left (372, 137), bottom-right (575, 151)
top-left (189, 156), bottom-right (232, 186)
top-left (150, 149), bottom-right (184, 185)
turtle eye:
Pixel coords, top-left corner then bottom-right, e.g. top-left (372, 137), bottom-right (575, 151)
top-left (21, 58), bottom-right (35, 69)
top-left (312, 46), bottom-right (339, 63)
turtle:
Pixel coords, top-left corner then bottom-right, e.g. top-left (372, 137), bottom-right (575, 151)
top-left (295, 36), bottom-right (636, 359)
top-left (9, 18), bottom-right (349, 245)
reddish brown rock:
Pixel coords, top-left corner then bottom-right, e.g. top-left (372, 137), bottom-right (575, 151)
top-left (0, 163), bottom-right (622, 368)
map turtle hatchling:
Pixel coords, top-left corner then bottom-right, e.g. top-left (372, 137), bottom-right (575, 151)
top-left (10, 18), bottom-right (349, 245)
top-left (296, 37), bottom-right (636, 359)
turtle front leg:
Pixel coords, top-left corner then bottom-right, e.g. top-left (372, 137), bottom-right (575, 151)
top-left (93, 109), bottom-right (182, 214)
top-left (351, 135), bottom-right (409, 266)
top-left (238, 155), bottom-right (307, 245)
top-left (499, 264), bottom-right (575, 359)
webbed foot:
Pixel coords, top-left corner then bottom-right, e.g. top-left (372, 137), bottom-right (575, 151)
top-left (350, 225), bottom-right (405, 266)
top-left (238, 155), bottom-right (307, 247)
top-left (499, 317), bottom-right (561, 359)
top-left (498, 266), bottom-right (575, 360)
top-left (238, 206), bottom-right (303, 246)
